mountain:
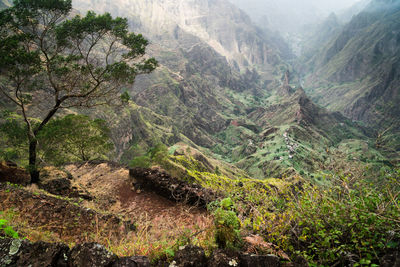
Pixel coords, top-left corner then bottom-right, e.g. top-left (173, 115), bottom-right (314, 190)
top-left (72, 0), bottom-right (290, 72)
top-left (67, 0), bottom-right (390, 179)
top-left (301, 0), bottom-right (400, 158)
top-left (70, 0), bottom-right (288, 163)
top-left (0, 0), bottom-right (391, 179)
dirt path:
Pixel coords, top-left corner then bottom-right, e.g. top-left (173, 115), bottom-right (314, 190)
top-left (65, 162), bottom-right (212, 243)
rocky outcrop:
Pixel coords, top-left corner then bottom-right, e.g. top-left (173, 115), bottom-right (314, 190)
top-left (303, 1), bottom-right (400, 131)
top-left (129, 168), bottom-right (219, 208)
top-left (0, 161), bottom-right (30, 185)
top-left (0, 238), bottom-right (150, 267)
top-left (73, 0), bottom-right (283, 71)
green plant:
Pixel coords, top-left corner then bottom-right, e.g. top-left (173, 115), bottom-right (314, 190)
top-left (129, 143), bottom-right (169, 168)
top-left (0, 219), bottom-right (19, 239)
top-left (208, 198), bottom-right (242, 250)
top-left (0, 0), bottom-right (157, 182)
top-left (264, 170), bottom-right (400, 266)
top-left (38, 114), bottom-right (114, 165)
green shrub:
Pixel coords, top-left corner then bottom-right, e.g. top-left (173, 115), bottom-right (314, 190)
top-left (264, 171), bottom-right (400, 266)
top-left (0, 219), bottom-right (19, 239)
top-left (129, 143), bottom-right (169, 168)
top-left (129, 155), bottom-right (152, 168)
top-left (208, 198), bottom-right (242, 250)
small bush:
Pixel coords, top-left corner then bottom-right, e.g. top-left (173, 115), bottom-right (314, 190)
top-left (0, 219), bottom-right (19, 239)
top-left (264, 171), bottom-right (400, 266)
top-left (129, 143), bottom-right (169, 168)
top-left (208, 198), bottom-right (242, 250)
top-left (129, 155), bottom-right (152, 168)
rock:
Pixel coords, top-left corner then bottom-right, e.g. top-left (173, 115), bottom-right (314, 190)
top-left (173, 245), bottom-right (207, 267)
top-left (39, 178), bottom-right (73, 196)
top-left (0, 238), bottom-right (154, 267)
top-left (208, 250), bottom-right (239, 267)
top-left (0, 161), bottom-right (30, 185)
top-left (239, 254), bottom-right (280, 267)
top-left (0, 238), bottom-right (69, 267)
top-left (69, 243), bottom-right (118, 267)
top-left (112, 256), bottom-right (151, 267)
top-left (129, 168), bottom-right (219, 208)
top-left (381, 246), bottom-right (400, 267)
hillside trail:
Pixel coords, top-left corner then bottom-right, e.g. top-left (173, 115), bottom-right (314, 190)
top-left (65, 162), bottom-right (212, 241)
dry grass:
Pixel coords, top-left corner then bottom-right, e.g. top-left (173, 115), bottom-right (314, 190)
top-left (0, 162), bottom-right (217, 261)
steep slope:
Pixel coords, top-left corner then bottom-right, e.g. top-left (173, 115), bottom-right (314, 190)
top-left (302, 0), bottom-right (400, 157)
top-left (70, 0), bottom-right (290, 161)
top-left (211, 83), bottom-right (384, 179)
top-left (0, 0), bottom-right (391, 180)
top-left (70, 0), bottom-right (389, 178)
top-left (72, 0), bottom-right (285, 72)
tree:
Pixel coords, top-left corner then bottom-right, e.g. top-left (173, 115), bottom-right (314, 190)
top-left (38, 114), bottom-right (114, 165)
top-left (0, 0), bottom-right (157, 182)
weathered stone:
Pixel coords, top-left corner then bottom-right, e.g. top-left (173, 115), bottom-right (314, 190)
top-left (239, 254), bottom-right (280, 267)
top-left (173, 245), bottom-right (207, 267)
top-left (112, 256), bottom-right (151, 267)
top-left (129, 168), bottom-right (219, 208)
top-left (208, 250), bottom-right (239, 267)
top-left (69, 243), bottom-right (118, 267)
top-left (0, 161), bottom-right (30, 185)
top-left (39, 178), bottom-right (73, 196)
top-left (0, 238), bottom-right (69, 267)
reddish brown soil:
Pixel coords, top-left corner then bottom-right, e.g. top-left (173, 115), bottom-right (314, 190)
top-left (65, 162), bottom-right (212, 238)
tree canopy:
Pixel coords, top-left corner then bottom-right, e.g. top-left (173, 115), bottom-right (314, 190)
top-left (0, 0), bottom-right (157, 182)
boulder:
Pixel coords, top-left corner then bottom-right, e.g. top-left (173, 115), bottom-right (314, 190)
top-left (208, 250), bottom-right (239, 267)
top-left (0, 238), bottom-right (69, 267)
top-left (173, 245), bottom-right (207, 267)
top-left (69, 243), bottom-right (118, 267)
top-left (0, 161), bottom-right (30, 185)
top-left (112, 256), bottom-right (151, 267)
top-left (129, 168), bottom-right (219, 208)
top-left (239, 254), bottom-right (280, 267)
top-left (39, 178), bottom-right (73, 196)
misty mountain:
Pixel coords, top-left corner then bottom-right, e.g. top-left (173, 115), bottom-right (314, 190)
top-left (302, 0), bottom-right (400, 156)
top-left (72, 0), bottom-right (291, 72)
top-left (67, 0), bottom-right (385, 178)
top-left (227, 0), bottom-right (362, 34)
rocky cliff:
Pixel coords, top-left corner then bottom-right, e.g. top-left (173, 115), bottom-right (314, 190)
top-left (302, 0), bottom-right (400, 142)
top-left (72, 0), bottom-right (284, 71)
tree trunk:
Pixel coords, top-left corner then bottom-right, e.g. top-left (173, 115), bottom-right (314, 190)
top-left (29, 138), bottom-right (40, 183)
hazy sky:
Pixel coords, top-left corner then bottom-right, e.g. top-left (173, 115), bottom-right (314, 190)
top-left (228, 0), bottom-right (367, 33)
top-left (307, 0), bottom-right (363, 13)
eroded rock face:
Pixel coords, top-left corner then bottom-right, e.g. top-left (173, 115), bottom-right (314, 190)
top-left (0, 238), bottom-right (69, 267)
top-left (0, 238), bottom-right (151, 267)
top-left (239, 254), bottom-right (280, 267)
top-left (129, 167), bottom-right (219, 208)
top-left (173, 245), bottom-right (208, 267)
top-left (69, 243), bottom-right (118, 267)
top-left (112, 256), bottom-right (150, 267)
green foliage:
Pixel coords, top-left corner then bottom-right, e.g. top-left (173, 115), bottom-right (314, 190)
top-left (0, 0), bottom-right (156, 179)
top-left (129, 143), bottom-right (169, 168)
top-left (37, 114), bottom-right (113, 165)
top-left (0, 219), bottom-right (19, 239)
top-left (120, 91), bottom-right (131, 103)
top-left (0, 111), bottom-right (31, 164)
top-left (129, 155), bottom-right (152, 168)
top-left (208, 198), bottom-right (242, 250)
top-left (263, 170), bottom-right (400, 266)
